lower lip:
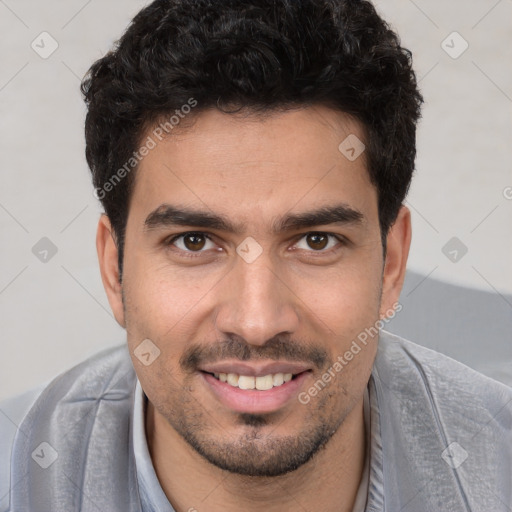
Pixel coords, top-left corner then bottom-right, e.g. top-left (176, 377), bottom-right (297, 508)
top-left (201, 371), bottom-right (310, 414)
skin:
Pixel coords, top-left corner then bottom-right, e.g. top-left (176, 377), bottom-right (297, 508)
top-left (97, 105), bottom-right (411, 512)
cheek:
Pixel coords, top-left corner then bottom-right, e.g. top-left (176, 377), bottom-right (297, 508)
top-left (289, 254), bottom-right (383, 333)
top-left (122, 260), bottom-right (224, 402)
top-left (122, 257), bottom-right (215, 339)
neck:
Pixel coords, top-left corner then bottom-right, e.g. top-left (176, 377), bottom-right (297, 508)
top-left (145, 395), bottom-right (366, 512)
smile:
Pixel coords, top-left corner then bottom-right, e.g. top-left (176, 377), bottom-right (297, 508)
top-left (210, 372), bottom-right (293, 390)
top-left (200, 369), bottom-right (311, 414)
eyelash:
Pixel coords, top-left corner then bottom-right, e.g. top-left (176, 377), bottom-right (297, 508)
top-left (165, 231), bottom-right (347, 258)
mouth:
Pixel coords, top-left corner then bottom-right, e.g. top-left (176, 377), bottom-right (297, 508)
top-left (206, 371), bottom-right (296, 390)
top-left (199, 366), bottom-right (312, 414)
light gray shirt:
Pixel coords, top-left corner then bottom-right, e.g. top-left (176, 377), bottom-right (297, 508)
top-left (2, 330), bottom-right (511, 511)
top-left (0, 370), bottom-right (369, 512)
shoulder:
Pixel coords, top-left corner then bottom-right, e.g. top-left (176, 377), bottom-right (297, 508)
top-left (375, 329), bottom-right (512, 425)
top-left (0, 344), bottom-right (132, 512)
top-left (372, 331), bottom-right (512, 507)
top-left (0, 385), bottom-right (46, 512)
top-left (377, 329), bottom-right (512, 402)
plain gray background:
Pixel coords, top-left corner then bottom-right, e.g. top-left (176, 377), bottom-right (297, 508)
top-left (1, 0), bottom-right (511, 401)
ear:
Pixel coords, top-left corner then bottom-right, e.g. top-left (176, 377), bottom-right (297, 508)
top-left (96, 214), bottom-right (126, 327)
top-left (380, 205), bottom-right (411, 318)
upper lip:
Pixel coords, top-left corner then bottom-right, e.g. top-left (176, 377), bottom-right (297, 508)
top-left (199, 361), bottom-right (312, 377)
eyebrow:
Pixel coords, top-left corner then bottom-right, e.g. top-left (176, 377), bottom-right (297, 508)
top-left (144, 203), bottom-right (364, 234)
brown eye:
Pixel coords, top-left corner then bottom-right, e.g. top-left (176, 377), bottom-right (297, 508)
top-left (306, 233), bottom-right (329, 250)
top-left (170, 232), bottom-right (214, 253)
top-left (183, 233), bottom-right (206, 251)
top-left (293, 232), bottom-right (342, 254)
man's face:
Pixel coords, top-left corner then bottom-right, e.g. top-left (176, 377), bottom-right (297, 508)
top-left (101, 106), bottom-right (404, 476)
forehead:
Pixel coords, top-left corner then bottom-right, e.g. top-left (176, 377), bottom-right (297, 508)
top-left (129, 106), bottom-right (377, 231)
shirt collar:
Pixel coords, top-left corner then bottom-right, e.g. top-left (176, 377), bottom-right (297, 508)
top-left (133, 378), bottom-right (176, 512)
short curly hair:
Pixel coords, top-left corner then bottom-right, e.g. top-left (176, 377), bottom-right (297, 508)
top-left (81, 0), bottom-right (423, 277)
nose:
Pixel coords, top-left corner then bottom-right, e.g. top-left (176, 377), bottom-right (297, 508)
top-left (214, 253), bottom-right (300, 347)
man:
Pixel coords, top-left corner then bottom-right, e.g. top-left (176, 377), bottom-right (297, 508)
top-left (1, 0), bottom-right (511, 510)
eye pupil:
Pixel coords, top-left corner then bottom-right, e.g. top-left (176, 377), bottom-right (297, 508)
top-left (184, 233), bottom-right (206, 251)
top-left (306, 233), bottom-right (328, 250)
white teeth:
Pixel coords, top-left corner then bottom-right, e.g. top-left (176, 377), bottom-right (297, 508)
top-left (213, 371), bottom-right (296, 390)
top-left (227, 373), bottom-right (239, 386)
top-left (272, 373), bottom-right (284, 386)
top-left (238, 376), bottom-right (255, 390)
top-left (255, 375), bottom-right (274, 390)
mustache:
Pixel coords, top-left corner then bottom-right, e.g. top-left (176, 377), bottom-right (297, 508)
top-left (180, 335), bottom-right (328, 372)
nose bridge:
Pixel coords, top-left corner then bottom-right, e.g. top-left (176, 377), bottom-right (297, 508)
top-left (215, 252), bottom-right (299, 345)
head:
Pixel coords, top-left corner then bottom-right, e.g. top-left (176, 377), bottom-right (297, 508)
top-left (85, 0), bottom-right (422, 477)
